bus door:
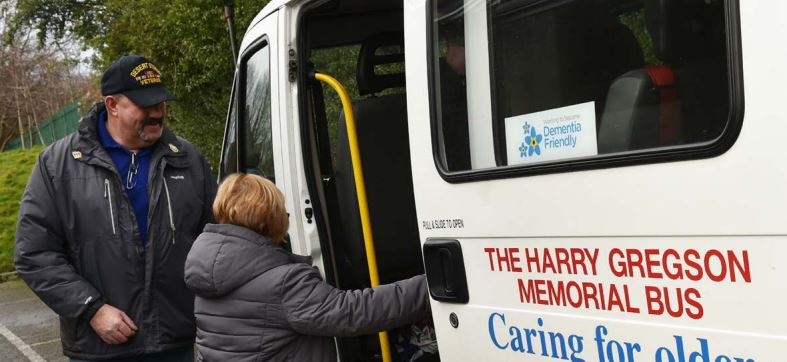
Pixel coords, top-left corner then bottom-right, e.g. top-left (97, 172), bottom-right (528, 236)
top-left (406, 0), bottom-right (787, 360)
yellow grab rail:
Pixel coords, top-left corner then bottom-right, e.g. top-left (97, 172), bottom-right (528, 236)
top-left (313, 72), bottom-right (392, 362)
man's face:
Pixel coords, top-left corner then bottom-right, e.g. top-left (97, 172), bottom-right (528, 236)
top-left (114, 95), bottom-right (167, 148)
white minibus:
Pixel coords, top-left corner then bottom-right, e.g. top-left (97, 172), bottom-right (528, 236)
top-left (220, 0), bottom-right (779, 360)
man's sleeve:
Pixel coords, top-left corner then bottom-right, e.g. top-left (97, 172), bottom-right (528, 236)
top-left (14, 155), bottom-right (104, 319)
top-left (281, 265), bottom-right (431, 337)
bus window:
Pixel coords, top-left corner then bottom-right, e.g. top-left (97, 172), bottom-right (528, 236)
top-left (431, 0), bottom-right (735, 176)
top-left (242, 43), bottom-right (275, 182)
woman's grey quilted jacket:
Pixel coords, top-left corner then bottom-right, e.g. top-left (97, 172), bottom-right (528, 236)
top-left (184, 223), bottom-right (430, 361)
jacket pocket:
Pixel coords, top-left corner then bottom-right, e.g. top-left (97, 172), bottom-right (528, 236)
top-left (162, 167), bottom-right (203, 235)
top-left (103, 178), bottom-right (117, 235)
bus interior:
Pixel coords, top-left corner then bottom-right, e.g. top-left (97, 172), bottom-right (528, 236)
top-left (298, 0), bottom-right (428, 360)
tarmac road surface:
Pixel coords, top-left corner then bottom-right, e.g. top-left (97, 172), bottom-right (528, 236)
top-left (0, 279), bottom-right (66, 362)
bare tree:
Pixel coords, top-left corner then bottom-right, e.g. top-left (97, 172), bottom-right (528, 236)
top-left (0, 1), bottom-right (97, 151)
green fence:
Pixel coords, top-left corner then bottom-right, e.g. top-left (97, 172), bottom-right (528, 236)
top-left (3, 103), bottom-right (82, 151)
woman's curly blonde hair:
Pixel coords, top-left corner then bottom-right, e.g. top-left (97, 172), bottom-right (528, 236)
top-left (213, 173), bottom-right (289, 243)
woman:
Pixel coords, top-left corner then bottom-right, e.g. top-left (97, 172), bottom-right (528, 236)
top-left (184, 173), bottom-right (430, 361)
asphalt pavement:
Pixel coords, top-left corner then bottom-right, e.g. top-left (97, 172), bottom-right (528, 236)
top-left (0, 279), bottom-right (66, 362)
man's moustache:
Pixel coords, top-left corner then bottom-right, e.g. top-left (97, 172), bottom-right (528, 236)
top-left (142, 118), bottom-right (164, 126)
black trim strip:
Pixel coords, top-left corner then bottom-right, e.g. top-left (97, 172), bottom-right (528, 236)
top-left (296, 1), bottom-right (341, 288)
top-left (219, 76), bottom-right (238, 179)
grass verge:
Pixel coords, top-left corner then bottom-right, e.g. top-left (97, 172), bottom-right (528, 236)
top-left (0, 147), bottom-right (41, 273)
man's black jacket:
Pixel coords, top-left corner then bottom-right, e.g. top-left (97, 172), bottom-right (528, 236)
top-left (15, 102), bottom-right (217, 360)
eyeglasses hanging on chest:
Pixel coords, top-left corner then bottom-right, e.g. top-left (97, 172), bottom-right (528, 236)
top-left (126, 153), bottom-right (139, 190)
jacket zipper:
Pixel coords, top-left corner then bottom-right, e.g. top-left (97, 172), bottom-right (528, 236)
top-left (103, 179), bottom-right (117, 235)
top-left (163, 178), bottom-right (176, 244)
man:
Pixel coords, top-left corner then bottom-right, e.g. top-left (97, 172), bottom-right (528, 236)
top-left (15, 54), bottom-right (217, 361)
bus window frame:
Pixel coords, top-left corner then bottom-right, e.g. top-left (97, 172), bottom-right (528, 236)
top-left (426, 0), bottom-right (745, 183)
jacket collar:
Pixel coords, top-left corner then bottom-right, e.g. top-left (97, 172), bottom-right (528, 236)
top-left (202, 223), bottom-right (311, 265)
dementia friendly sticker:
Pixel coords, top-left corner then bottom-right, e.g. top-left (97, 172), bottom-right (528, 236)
top-left (505, 101), bottom-right (597, 165)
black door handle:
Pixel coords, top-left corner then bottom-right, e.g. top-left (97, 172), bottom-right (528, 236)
top-left (423, 239), bottom-right (469, 303)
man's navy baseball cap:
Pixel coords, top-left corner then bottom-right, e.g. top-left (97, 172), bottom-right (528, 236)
top-left (100, 55), bottom-right (176, 107)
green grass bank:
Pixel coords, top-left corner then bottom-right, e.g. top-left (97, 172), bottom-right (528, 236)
top-left (0, 147), bottom-right (41, 273)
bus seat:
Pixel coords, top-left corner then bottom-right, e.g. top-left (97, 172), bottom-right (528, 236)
top-left (599, 0), bottom-right (727, 153)
top-left (356, 32), bottom-right (405, 96)
top-left (333, 33), bottom-right (423, 287)
top-left (598, 66), bottom-right (678, 153)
